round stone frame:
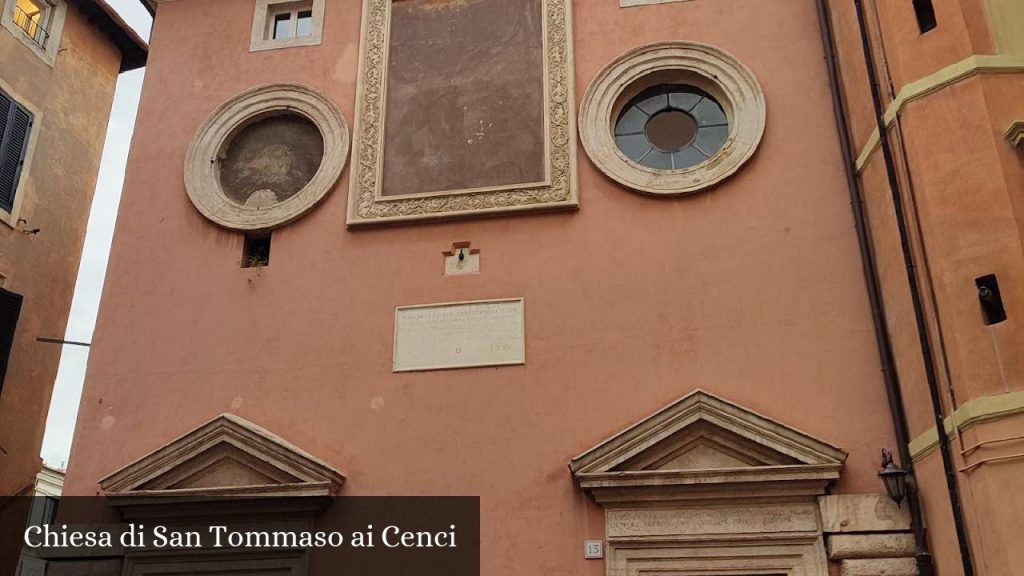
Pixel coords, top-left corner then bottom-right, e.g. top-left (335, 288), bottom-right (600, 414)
top-left (580, 42), bottom-right (766, 196)
top-left (185, 83), bottom-right (349, 231)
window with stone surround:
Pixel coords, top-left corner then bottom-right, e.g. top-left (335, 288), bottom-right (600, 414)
top-left (250, 0), bottom-right (324, 52)
top-left (2, 0), bottom-right (66, 65)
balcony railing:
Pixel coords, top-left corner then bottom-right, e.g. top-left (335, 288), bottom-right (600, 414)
top-left (12, 6), bottom-right (48, 48)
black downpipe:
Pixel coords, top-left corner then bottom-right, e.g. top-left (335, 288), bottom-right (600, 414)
top-left (812, 2), bottom-right (934, 575)
top-left (850, 0), bottom-right (976, 574)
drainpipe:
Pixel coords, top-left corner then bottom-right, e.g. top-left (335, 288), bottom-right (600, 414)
top-left (848, 0), bottom-right (977, 574)
top-left (813, 2), bottom-right (933, 575)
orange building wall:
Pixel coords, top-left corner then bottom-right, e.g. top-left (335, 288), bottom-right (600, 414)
top-left (0, 4), bottom-right (123, 495)
top-left (825, 0), bottom-right (1024, 573)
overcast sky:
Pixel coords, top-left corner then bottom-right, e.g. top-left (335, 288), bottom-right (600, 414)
top-left (39, 0), bottom-right (153, 470)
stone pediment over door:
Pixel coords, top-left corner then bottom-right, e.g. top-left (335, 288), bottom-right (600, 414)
top-left (570, 389), bottom-right (847, 503)
top-left (571, 391), bottom-right (848, 576)
top-left (99, 414), bottom-right (345, 500)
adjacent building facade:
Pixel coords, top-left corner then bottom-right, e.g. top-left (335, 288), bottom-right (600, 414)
top-left (56, 0), bottom-right (1022, 575)
top-left (0, 0), bottom-right (146, 499)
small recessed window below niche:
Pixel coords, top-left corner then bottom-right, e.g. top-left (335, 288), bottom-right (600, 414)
top-left (615, 85), bottom-right (729, 171)
top-left (243, 234), bottom-right (271, 268)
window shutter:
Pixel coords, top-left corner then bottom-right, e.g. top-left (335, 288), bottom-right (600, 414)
top-left (0, 91), bottom-right (33, 213)
top-left (0, 288), bottom-right (23, 395)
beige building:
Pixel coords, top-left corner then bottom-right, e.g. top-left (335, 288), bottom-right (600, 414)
top-left (0, 0), bottom-right (146, 501)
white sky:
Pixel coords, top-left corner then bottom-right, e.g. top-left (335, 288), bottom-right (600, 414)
top-left (39, 0), bottom-right (153, 469)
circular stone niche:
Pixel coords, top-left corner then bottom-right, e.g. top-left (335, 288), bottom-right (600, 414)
top-left (580, 42), bottom-right (766, 196)
top-left (185, 84), bottom-right (349, 231)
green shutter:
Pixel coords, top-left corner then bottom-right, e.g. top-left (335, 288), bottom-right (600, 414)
top-left (0, 90), bottom-right (33, 213)
top-left (0, 288), bottom-right (23, 395)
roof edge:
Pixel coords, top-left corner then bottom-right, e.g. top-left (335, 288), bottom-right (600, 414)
top-left (75, 0), bottom-right (150, 72)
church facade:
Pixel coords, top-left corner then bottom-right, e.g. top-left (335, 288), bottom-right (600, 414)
top-left (58, 0), bottom-right (1023, 575)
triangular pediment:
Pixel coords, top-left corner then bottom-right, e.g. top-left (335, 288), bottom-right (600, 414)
top-left (99, 414), bottom-right (345, 498)
top-left (570, 390), bottom-right (846, 501)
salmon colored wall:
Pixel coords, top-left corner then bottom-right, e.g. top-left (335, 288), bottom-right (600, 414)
top-left (0, 5), bottom-right (122, 495)
top-left (65, 0), bottom-right (901, 573)
top-left (826, 0), bottom-right (1024, 573)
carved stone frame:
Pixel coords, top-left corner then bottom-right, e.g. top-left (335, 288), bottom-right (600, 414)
top-left (579, 42), bottom-right (766, 196)
top-left (184, 84), bottom-right (349, 232)
top-left (571, 391), bottom-right (845, 576)
top-left (345, 0), bottom-right (578, 226)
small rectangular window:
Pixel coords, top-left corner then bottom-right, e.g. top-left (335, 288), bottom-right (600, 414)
top-left (243, 234), bottom-right (271, 268)
top-left (0, 287), bottom-right (23, 395)
top-left (13, 0), bottom-right (51, 47)
top-left (252, 0), bottom-right (322, 52)
top-left (0, 89), bottom-right (35, 213)
top-left (41, 496), bottom-right (59, 525)
top-left (976, 274), bottom-right (1007, 325)
top-left (27, 495), bottom-right (60, 527)
top-left (913, 0), bottom-right (937, 34)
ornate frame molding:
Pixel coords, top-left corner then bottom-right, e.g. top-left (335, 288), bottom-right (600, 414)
top-left (345, 0), bottom-right (578, 226)
top-left (579, 42), bottom-right (766, 196)
top-left (184, 83), bottom-right (349, 232)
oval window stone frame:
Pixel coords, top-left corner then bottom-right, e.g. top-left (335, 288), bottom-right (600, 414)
top-left (185, 83), bottom-right (349, 231)
top-left (580, 42), bottom-right (766, 196)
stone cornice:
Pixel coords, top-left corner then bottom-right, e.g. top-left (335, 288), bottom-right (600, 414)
top-left (909, 391), bottom-right (1024, 461)
top-left (854, 54), bottom-right (1024, 173)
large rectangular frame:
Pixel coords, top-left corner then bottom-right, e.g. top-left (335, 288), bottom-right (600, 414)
top-left (346, 0), bottom-right (578, 226)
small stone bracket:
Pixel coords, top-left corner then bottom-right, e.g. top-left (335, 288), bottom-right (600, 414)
top-left (1004, 120), bottom-right (1024, 149)
top-left (443, 242), bottom-right (481, 276)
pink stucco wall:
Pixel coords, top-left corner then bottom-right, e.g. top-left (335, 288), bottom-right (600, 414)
top-left (65, 0), bottom-right (899, 573)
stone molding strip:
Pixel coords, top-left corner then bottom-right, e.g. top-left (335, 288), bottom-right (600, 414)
top-left (908, 390), bottom-right (1024, 462)
top-left (854, 54), bottom-right (1024, 173)
top-left (618, 0), bottom-right (694, 7)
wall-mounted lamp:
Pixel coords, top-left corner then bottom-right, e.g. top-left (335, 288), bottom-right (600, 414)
top-left (879, 448), bottom-right (910, 507)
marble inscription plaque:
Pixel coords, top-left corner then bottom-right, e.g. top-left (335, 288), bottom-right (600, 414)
top-left (606, 504), bottom-right (819, 538)
top-left (394, 299), bottom-right (525, 372)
